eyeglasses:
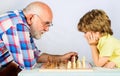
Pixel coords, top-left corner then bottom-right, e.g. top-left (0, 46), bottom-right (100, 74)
top-left (34, 14), bottom-right (53, 27)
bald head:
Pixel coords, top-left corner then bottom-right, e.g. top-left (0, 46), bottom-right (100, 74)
top-left (23, 1), bottom-right (53, 23)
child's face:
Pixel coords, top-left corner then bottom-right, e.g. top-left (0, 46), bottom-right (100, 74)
top-left (83, 31), bottom-right (101, 45)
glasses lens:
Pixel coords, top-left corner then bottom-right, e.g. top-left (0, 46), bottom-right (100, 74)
top-left (35, 14), bottom-right (53, 27)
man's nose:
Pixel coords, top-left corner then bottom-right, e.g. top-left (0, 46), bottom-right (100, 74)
top-left (44, 26), bottom-right (49, 32)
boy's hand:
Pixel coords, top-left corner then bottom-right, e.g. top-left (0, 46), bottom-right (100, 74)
top-left (84, 32), bottom-right (99, 45)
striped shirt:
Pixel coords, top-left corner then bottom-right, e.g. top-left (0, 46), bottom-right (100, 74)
top-left (0, 10), bottom-right (41, 69)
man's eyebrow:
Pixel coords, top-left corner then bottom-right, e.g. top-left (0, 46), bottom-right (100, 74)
top-left (45, 21), bottom-right (51, 24)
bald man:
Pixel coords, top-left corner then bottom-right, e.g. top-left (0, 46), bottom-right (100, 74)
top-left (0, 1), bottom-right (77, 76)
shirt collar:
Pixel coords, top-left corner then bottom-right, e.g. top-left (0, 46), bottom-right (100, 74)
top-left (19, 10), bottom-right (30, 31)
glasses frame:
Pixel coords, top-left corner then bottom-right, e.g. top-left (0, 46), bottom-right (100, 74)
top-left (34, 14), bottom-right (53, 27)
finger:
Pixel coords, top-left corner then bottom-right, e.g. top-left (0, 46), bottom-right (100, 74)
top-left (70, 55), bottom-right (78, 61)
top-left (92, 32), bottom-right (96, 40)
top-left (85, 32), bottom-right (91, 40)
top-left (88, 32), bottom-right (93, 40)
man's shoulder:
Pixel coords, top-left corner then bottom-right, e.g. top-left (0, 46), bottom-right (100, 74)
top-left (0, 10), bottom-right (21, 34)
top-left (0, 10), bottom-right (22, 20)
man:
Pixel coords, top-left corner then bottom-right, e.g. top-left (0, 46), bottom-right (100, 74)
top-left (0, 1), bottom-right (77, 76)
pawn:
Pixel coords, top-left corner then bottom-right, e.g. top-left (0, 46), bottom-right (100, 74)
top-left (82, 56), bottom-right (86, 68)
top-left (67, 61), bottom-right (72, 69)
top-left (76, 59), bottom-right (82, 69)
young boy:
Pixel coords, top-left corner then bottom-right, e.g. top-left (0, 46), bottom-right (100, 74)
top-left (77, 9), bottom-right (120, 68)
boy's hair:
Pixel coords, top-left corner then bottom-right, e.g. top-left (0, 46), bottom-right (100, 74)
top-left (77, 9), bottom-right (113, 35)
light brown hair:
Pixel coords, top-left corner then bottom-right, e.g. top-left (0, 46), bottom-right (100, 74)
top-left (77, 9), bottom-right (113, 35)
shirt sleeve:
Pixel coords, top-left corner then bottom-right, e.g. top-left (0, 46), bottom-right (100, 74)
top-left (0, 40), bottom-right (13, 66)
top-left (30, 37), bottom-right (42, 60)
top-left (33, 43), bottom-right (42, 59)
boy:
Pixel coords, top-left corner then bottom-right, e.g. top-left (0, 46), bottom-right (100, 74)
top-left (77, 9), bottom-right (120, 68)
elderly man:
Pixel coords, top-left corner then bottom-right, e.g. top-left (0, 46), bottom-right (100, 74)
top-left (0, 1), bottom-right (77, 76)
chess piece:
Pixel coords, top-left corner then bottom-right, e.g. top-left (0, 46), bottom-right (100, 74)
top-left (82, 56), bottom-right (86, 68)
top-left (76, 59), bottom-right (82, 69)
top-left (72, 56), bottom-right (76, 69)
top-left (67, 61), bottom-right (72, 69)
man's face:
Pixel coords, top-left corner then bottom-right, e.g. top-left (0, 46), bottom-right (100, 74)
top-left (30, 14), bottom-right (53, 39)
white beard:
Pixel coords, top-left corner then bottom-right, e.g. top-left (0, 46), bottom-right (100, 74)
top-left (32, 33), bottom-right (42, 39)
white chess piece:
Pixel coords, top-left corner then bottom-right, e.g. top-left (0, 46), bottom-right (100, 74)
top-left (72, 56), bottom-right (76, 69)
top-left (82, 56), bottom-right (86, 68)
top-left (76, 59), bottom-right (82, 69)
top-left (67, 61), bottom-right (72, 69)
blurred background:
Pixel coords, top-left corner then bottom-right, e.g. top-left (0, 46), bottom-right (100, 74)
top-left (0, 0), bottom-right (120, 62)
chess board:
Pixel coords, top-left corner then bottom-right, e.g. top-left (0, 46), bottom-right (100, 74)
top-left (39, 56), bottom-right (93, 72)
top-left (39, 68), bottom-right (93, 72)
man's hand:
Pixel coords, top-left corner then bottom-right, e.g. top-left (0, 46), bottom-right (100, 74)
top-left (60, 52), bottom-right (78, 62)
top-left (37, 52), bottom-right (78, 63)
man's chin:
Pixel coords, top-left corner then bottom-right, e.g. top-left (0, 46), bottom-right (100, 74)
top-left (32, 35), bottom-right (42, 40)
top-left (34, 36), bottom-right (41, 40)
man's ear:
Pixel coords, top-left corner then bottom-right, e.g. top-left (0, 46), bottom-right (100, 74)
top-left (26, 14), bottom-right (33, 25)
